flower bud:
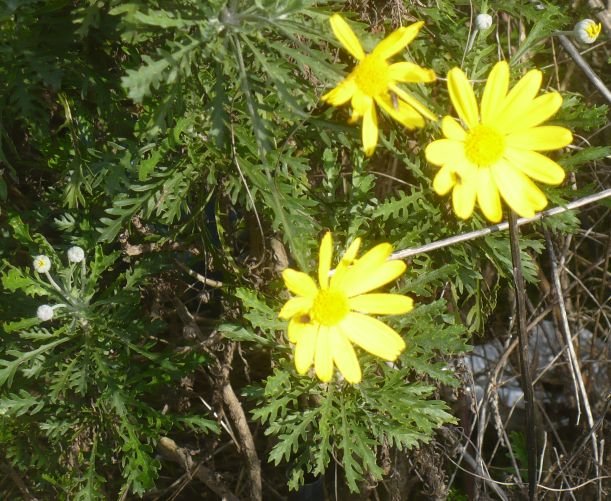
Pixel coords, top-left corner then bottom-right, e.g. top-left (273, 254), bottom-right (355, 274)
top-left (37, 305), bottom-right (54, 321)
top-left (574, 19), bottom-right (602, 44)
top-left (476, 13), bottom-right (493, 30)
top-left (67, 246), bottom-right (85, 263)
top-left (33, 255), bottom-right (51, 273)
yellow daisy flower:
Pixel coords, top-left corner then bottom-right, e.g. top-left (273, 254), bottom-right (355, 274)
top-left (279, 232), bottom-right (413, 384)
top-left (322, 14), bottom-right (436, 156)
top-left (425, 61), bottom-right (573, 222)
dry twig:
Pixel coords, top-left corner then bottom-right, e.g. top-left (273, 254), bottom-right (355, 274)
top-left (157, 437), bottom-right (240, 501)
top-left (508, 211), bottom-right (538, 500)
top-left (390, 189), bottom-right (611, 261)
top-left (545, 229), bottom-right (601, 493)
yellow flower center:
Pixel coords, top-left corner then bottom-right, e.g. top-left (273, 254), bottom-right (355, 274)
top-left (586, 23), bottom-right (601, 39)
top-left (464, 125), bottom-right (505, 167)
top-left (310, 289), bottom-right (349, 326)
top-left (352, 54), bottom-right (390, 97)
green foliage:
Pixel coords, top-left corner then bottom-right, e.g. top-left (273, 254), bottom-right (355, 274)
top-left (0, 0), bottom-right (606, 497)
top-left (505, 431), bottom-right (529, 481)
top-left (0, 221), bottom-right (217, 497)
top-left (246, 288), bottom-right (466, 491)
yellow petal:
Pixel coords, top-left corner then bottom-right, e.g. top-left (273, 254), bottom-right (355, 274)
top-left (351, 90), bottom-right (370, 118)
top-left (372, 22), bottom-right (424, 59)
top-left (447, 67), bottom-right (479, 129)
top-left (332, 238), bottom-right (362, 286)
top-left (322, 79), bottom-right (357, 106)
top-left (340, 312), bottom-right (405, 360)
top-left (318, 231), bottom-right (332, 289)
top-left (341, 261), bottom-right (406, 298)
top-left (348, 293), bottom-right (414, 315)
top-left (388, 62), bottom-right (436, 83)
top-left (476, 168), bottom-right (502, 223)
top-left (433, 165), bottom-right (457, 195)
top-left (505, 126), bottom-right (573, 151)
top-left (331, 330), bottom-right (361, 383)
top-left (279, 296), bottom-right (313, 319)
top-left (282, 269), bottom-right (318, 297)
top-left (442, 116), bottom-right (467, 141)
top-left (294, 325), bottom-right (318, 374)
top-left (329, 14), bottom-right (365, 60)
top-left (362, 101), bottom-right (378, 156)
top-left (481, 61), bottom-right (509, 125)
top-left (425, 139), bottom-right (465, 166)
top-left (495, 69), bottom-right (542, 131)
top-left (332, 241), bottom-right (394, 292)
top-left (492, 161), bottom-right (548, 217)
top-left (390, 84), bottom-right (437, 121)
top-left (288, 314), bottom-right (316, 343)
top-left (457, 160), bottom-right (479, 181)
top-left (504, 148), bottom-right (565, 185)
top-left (342, 238), bottom-right (362, 262)
top-left (314, 327), bottom-right (333, 382)
top-left (505, 68), bottom-right (542, 103)
top-left (452, 179), bottom-right (476, 219)
top-left (351, 242), bottom-right (392, 267)
top-left (375, 94), bottom-right (424, 130)
top-left (501, 92), bottom-right (563, 134)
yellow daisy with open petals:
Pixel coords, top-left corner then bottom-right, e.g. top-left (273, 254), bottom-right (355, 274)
top-left (279, 232), bottom-right (413, 384)
top-left (425, 61), bottom-right (573, 222)
top-left (323, 14), bottom-right (436, 156)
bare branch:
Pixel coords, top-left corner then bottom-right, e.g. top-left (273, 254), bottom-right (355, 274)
top-left (157, 437), bottom-right (240, 501)
top-left (389, 189), bottom-right (611, 261)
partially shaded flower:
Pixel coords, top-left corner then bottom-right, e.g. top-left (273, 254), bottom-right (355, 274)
top-left (322, 14), bottom-right (436, 156)
top-left (279, 232), bottom-right (413, 384)
top-left (425, 61), bottom-right (572, 222)
top-left (573, 19), bottom-right (602, 44)
top-left (37, 305), bottom-right (54, 321)
top-left (67, 246), bottom-right (85, 263)
top-left (33, 255), bottom-right (51, 273)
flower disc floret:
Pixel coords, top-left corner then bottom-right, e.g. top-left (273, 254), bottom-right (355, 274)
top-left (322, 14), bottom-right (436, 156)
top-left (464, 125), bottom-right (505, 166)
top-left (311, 289), bottom-right (349, 326)
top-left (279, 232), bottom-right (414, 384)
top-left (425, 61), bottom-right (572, 223)
top-left (33, 255), bottom-right (51, 273)
top-left (352, 56), bottom-right (390, 96)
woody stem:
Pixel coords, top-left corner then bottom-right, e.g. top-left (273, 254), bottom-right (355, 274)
top-left (508, 211), bottom-right (538, 501)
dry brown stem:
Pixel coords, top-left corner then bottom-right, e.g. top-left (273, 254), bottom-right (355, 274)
top-left (157, 437), bottom-right (241, 501)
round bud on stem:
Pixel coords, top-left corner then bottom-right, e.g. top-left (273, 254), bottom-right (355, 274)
top-left (476, 13), bottom-right (493, 30)
top-left (37, 304), bottom-right (54, 321)
top-left (67, 246), bottom-right (85, 263)
top-left (573, 19), bottom-right (602, 44)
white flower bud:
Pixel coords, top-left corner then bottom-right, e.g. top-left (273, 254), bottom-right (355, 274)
top-left (476, 13), bottom-right (493, 30)
top-left (33, 255), bottom-right (51, 273)
top-left (574, 19), bottom-right (602, 44)
top-left (37, 305), bottom-right (54, 321)
top-left (67, 246), bottom-right (85, 263)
